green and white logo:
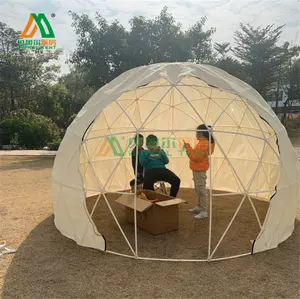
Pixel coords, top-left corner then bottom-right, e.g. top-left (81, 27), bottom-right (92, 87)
top-left (18, 13), bottom-right (56, 50)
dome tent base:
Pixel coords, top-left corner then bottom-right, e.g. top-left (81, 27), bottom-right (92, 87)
top-left (86, 190), bottom-right (269, 261)
top-left (104, 250), bottom-right (252, 262)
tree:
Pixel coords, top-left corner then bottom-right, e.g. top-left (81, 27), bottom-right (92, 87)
top-left (214, 42), bottom-right (230, 59)
top-left (145, 6), bottom-right (188, 63)
top-left (233, 24), bottom-right (285, 97)
top-left (128, 8), bottom-right (215, 65)
top-left (0, 22), bottom-right (24, 111)
top-left (1, 109), bottom-right (61, 149)
top-left (70, 7), bottom-right (215, 90)
top-left (70, 12), bottom-right (131, 89)
top-left (215, 57), bottom-right (244, 79)
top-left (186, 16), bottom-right (215, 63)
top-left (212, 42), bottom-right (243, 79)
top-left (286, 58), bottom-right (300, 102)
top-left (59, 66), bottom-right (95, 116)
top-left (28, 83), bottom-right (73, 130)
top-left (281, 55), bottom-right (300, 124)
top-left (0, 22), bottom-right (62, 116)
top-left (272, 43), bottom-right (300, 116)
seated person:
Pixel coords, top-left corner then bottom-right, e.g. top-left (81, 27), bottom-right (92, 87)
top-left (131, 134), bottom-right (144, 181)
top-left (139, 134), bottom-right (181, 197)
top-left (129, 179), bottom-right (158, 203)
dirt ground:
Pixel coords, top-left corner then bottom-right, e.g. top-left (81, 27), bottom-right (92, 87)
top-left (86, 191), bottom-right (270, 260)
top-left (0, 157), bottom-right (300, 299)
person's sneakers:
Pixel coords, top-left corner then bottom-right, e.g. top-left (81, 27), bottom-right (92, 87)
top-left (188, 206), bottom-right (201, 214)
top-left (194, 211), bottom-right (208, 220)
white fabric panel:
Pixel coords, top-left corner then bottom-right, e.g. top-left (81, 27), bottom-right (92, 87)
top-left (52, 130), bottom-right (105, 250)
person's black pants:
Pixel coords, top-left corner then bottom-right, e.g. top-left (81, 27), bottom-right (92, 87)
top-left (143, 168), bottom-right (181, 197)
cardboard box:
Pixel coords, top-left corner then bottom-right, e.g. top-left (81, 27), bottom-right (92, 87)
top-left (116, 190), bottom-right (186, 235)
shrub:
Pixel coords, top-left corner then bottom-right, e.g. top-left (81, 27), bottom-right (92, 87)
top-left (0, 109), bottom-right (61, 149)
top-left (47, 139), bottom-right (61, 150)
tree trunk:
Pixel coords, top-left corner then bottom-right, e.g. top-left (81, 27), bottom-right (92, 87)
top-left (275, 62), bottom-right (283, 115)
top-left (275, 90), bottom-right (280, 115)
top-left (275, 77), bottom-right (281, 115)
top-left (281, 97), bottom-right (290, 125)
top-left (10, 87), bottom-right (15, 110)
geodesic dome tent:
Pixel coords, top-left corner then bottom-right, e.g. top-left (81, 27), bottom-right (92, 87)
top-left (52, 63), bottom-right (300, 261)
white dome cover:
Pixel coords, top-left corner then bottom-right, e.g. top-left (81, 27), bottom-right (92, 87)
top-left (52, 63), bottom-right (300, 259)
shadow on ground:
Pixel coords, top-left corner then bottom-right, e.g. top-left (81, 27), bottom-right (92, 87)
top-left (1, 214), bottom-right (299, 299)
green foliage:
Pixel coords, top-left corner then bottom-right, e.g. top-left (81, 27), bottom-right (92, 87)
top-left (281, 48), bottom-right (300, 101)
top-left (59, 68), bottom-right (95, 114)
top-left (214, 42), bottom-right (231, 59)
top-left (0, 8), bottom-right (299, 139)
top-left (70, 7), bottom-right (215, 89)
top-left (28, 83), bottom-right (73, 129)
top-left (10, 133), bottom-right (19, 147)
top-left (232, 24), bottom-right (285, 97)
top-left (0, 21), bottom-right (62, 116)
top-left (47, 139), bottom-right (61, 150)
top-left (186, 16), bottom-right (215, 63)
top-left (214, 57), bottom-right (244, 78)
top-left (68, 113), bottom-right (77, 126)
top-left (0, 109), bottom-right (61, 149)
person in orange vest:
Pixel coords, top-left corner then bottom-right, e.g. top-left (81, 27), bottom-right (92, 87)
top-left (184, 124), bottom-right (215, 220)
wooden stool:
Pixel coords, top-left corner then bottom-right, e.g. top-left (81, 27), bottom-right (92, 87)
top-left (154, 181), bottom-right (168, 195)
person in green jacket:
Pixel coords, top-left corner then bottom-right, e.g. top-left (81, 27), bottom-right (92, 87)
top-left (140, 134), bottom-right (181, 197)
